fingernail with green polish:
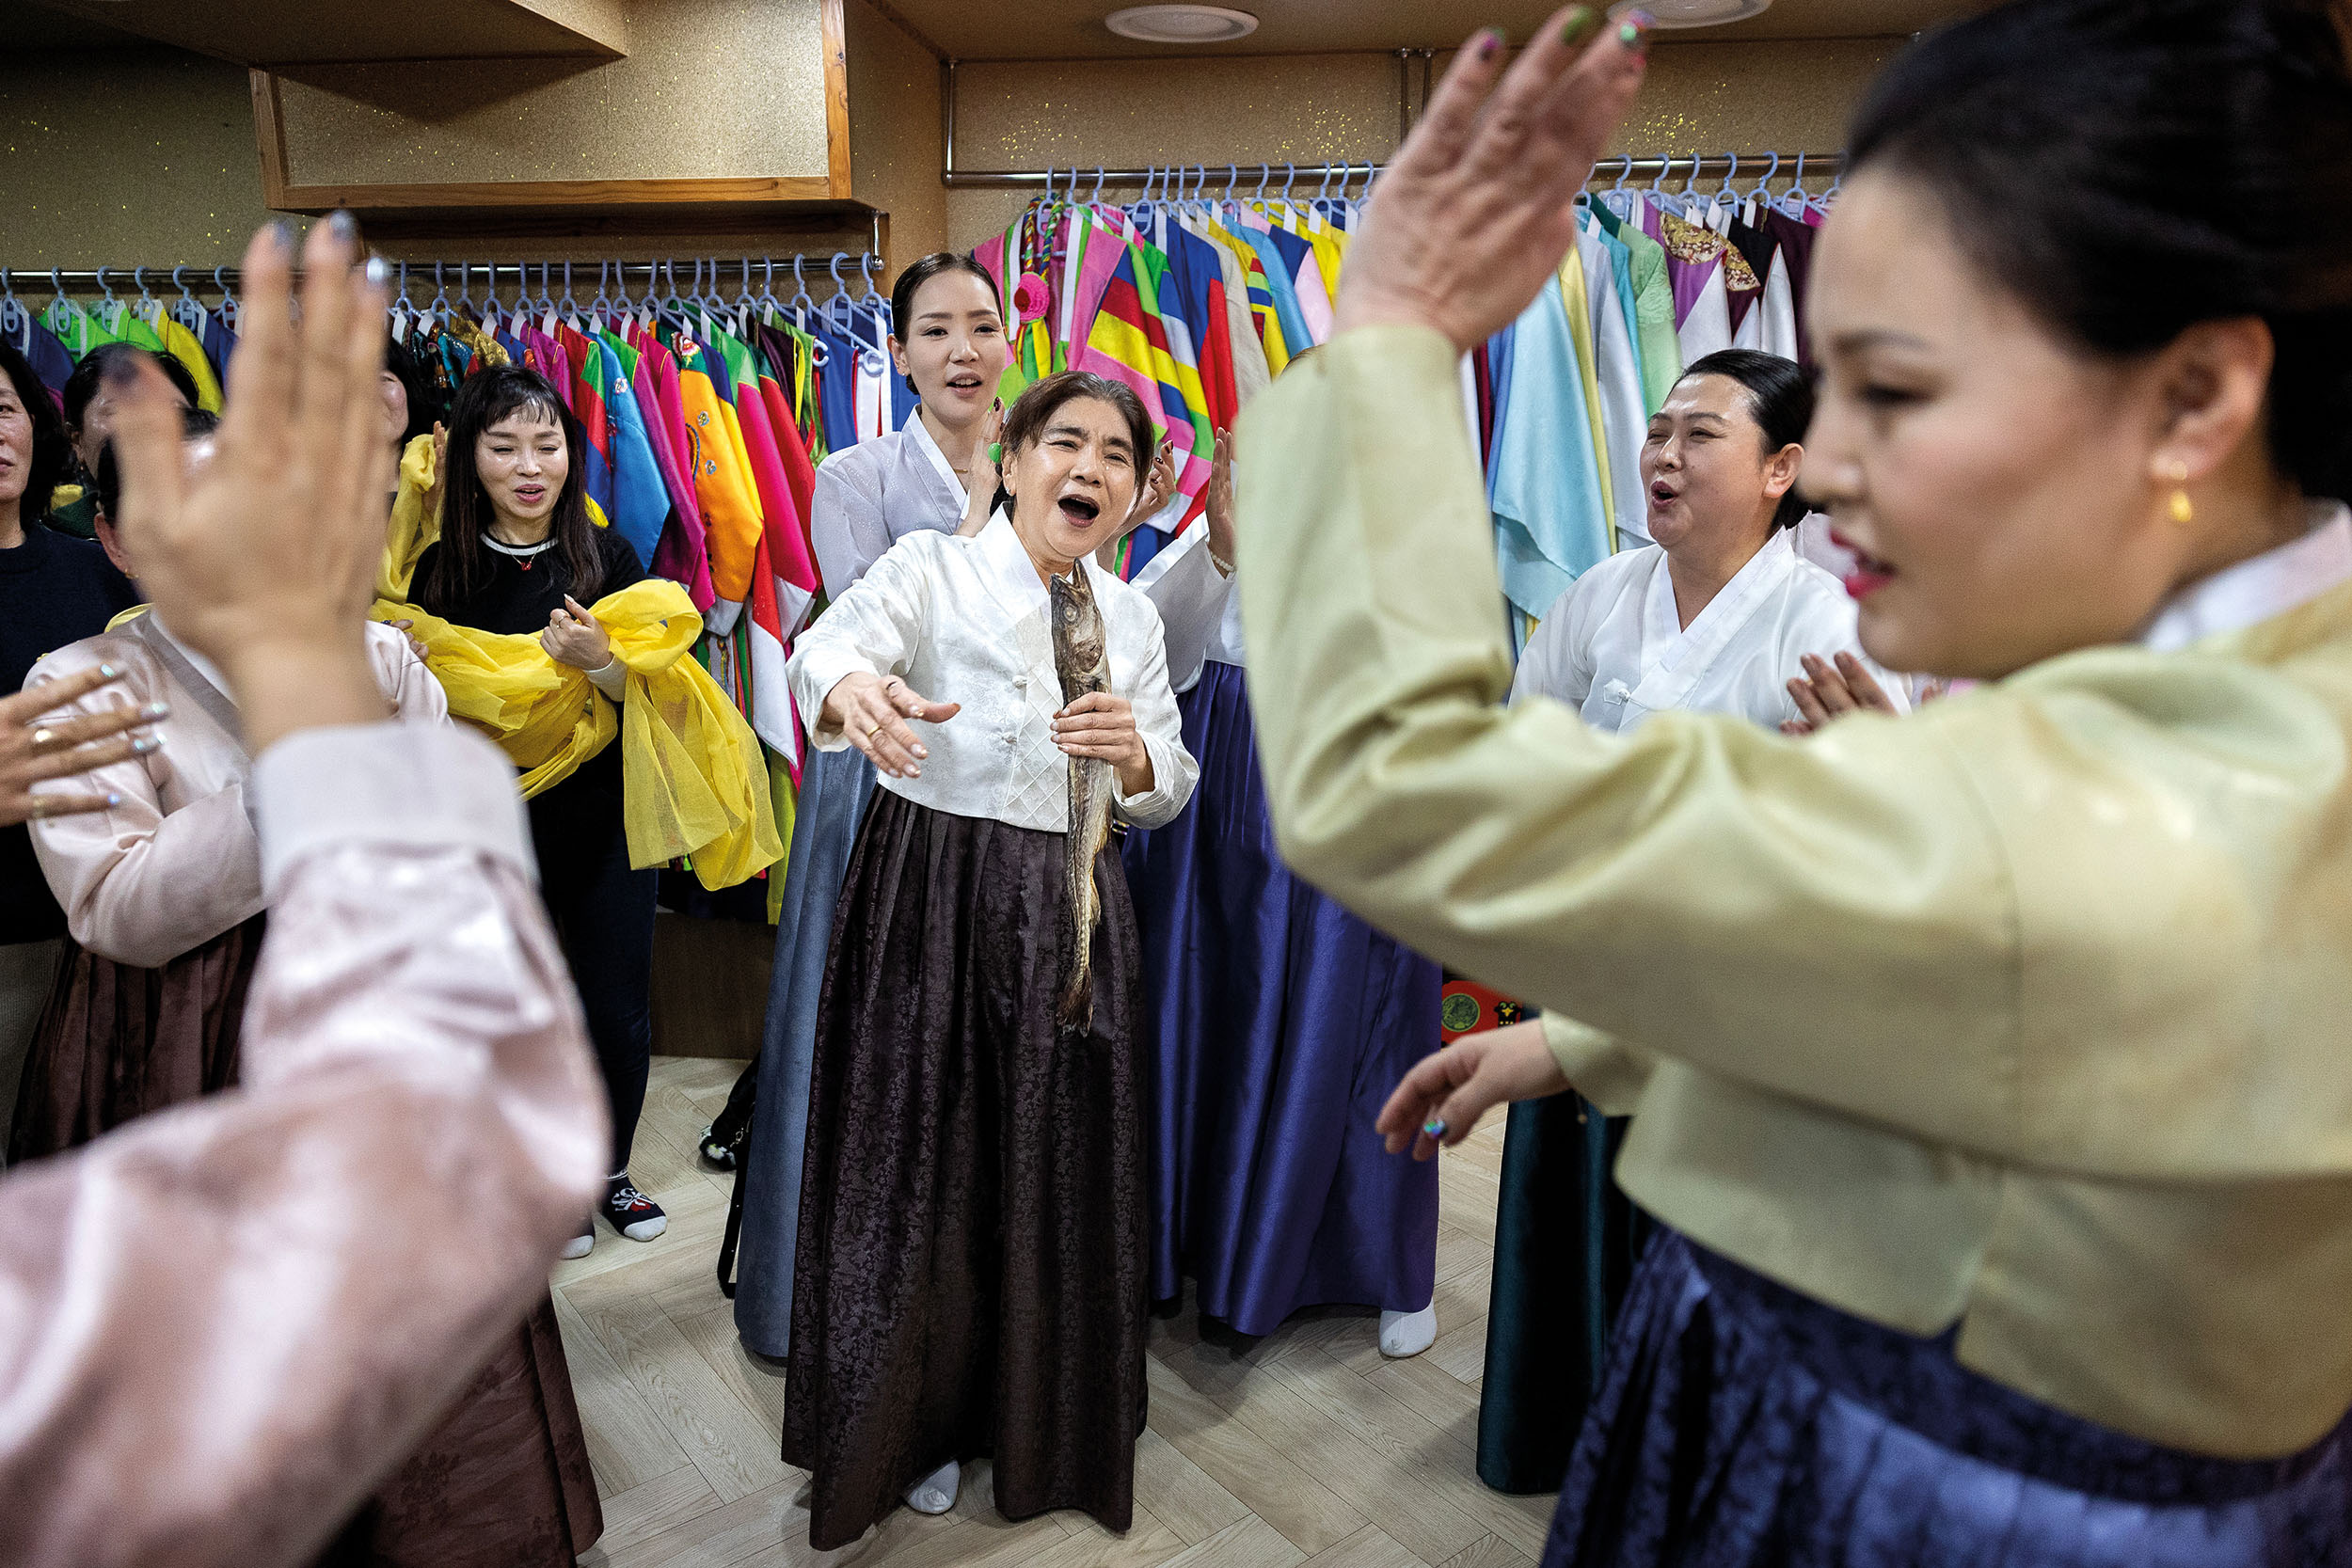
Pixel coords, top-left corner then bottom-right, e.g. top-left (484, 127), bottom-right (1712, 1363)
top-left (1562, 7), bottom-right (1597, 44)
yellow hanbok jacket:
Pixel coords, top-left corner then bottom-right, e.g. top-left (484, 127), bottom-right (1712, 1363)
top-left (375, 439), bottom-right (781, 890)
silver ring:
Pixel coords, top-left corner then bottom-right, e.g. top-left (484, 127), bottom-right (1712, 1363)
top-left (29, 727), bottom-right (56, 749)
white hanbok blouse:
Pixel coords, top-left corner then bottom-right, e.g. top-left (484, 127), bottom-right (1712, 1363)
top-left (787, 513), bottom-right (1199, 833)
top-left (1511, 528), bottom-right (1906, 732)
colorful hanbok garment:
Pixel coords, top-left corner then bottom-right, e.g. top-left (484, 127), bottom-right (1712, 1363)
top-left (1490, 268), bottom-right (1617, 622)
top-left (1652, 207), bottom-right (1739, 364)
top-left (1122, 530), bottom-right (1442, 1337)
top-left (778, 514), bottom-right (1195, 1548)
top-left (6, 308), bottom-right (76, 405)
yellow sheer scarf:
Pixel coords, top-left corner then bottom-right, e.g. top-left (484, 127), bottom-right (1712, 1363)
top-left (375, 438), bottom-right (781, 889)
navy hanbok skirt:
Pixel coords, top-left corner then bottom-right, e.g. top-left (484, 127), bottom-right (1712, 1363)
top-left (1121, 658), bottom-right (1442, 1336)
top-left (1544, 1230), bottom-right (2352, 1567)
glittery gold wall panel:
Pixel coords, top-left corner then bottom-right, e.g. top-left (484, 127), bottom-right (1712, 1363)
top-left (271, 0), bottom-right (831, 187)
top-left (1604, 38), bottom-right (1897, 161)
top-left (0, 49), bottom-right (275, 269)
top-left (946, 54), bottom-right (1400, 253)
top-left (847, 0), bottom-right (946, 267)
top-left (944, 38), bottom-right (1901, 254)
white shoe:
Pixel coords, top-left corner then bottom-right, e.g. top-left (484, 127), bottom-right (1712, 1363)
top-left (1379, 1304), bottom-right (1438, 1358)
top-left (903, 1459), bottom-right (960, 1515)
top-left (561, 1227), bottom-right (594, 1260)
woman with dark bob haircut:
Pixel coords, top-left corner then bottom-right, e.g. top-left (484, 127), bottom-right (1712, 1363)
top-left (1237, 1), bottom-right (2352, 1563)
top-left (780, 369), bottom-right (1197, 1547)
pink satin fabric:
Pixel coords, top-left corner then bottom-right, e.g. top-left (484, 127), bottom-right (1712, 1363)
top-left (0, 721), bottom-right (608, 1568)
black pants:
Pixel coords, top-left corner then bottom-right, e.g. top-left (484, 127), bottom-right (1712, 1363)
top-left (531, 768), bottom-right (655, 1176)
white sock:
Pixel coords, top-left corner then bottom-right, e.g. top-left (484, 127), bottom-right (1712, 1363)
top-left (903, 1458), bottom-right (960, 1515)
top-left (1379, 1304), bottom-right (1438, 1358)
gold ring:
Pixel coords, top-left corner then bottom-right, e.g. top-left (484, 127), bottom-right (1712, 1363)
top-left (29, 727), bottom-right (56, 749)
top-left (27, 795), bottom-right (57, 819)
top-left (867, 723), bottom-right (886, 739)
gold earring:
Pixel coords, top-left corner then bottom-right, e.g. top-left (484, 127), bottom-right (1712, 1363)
top-left (2168, 460), bottom-right (2194, 525)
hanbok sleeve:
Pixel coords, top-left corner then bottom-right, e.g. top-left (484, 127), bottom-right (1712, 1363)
top-left (0, 721), bottom-right (605, 1568)
top-left (1130, 524), bottom-right (1232, 696)
top-left (363, 623), bottom-right (452, 723)
top-left (1509, 580), bottom-right (1598, 709)
top-left (25, 644), bottom-right (264, 970)
top-left (810, 452), bottom-right (893, 602)
top-left (787, 536), bottom-right (934, 750)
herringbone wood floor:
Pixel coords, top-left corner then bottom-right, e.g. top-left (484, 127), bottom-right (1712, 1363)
top-left (560, 1057), bottom-right (1544, 1568)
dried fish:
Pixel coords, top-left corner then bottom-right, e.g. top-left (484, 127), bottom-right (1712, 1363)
top-left (1050, 568), bottom-right (1114, 1033)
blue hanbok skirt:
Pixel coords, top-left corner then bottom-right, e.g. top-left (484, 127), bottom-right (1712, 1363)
top-left (1120, 658), bottom-right (1442, 1337)
top-left (731, 742), bottom-right (877, 1359)
top-left (1543, 1230), bottom-right (2352, 1567)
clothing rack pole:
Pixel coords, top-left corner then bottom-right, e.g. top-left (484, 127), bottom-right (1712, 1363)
top-left (939, 151), bottom-right (1840, 190)
top-left (2, 254), bottom-right (882, 295)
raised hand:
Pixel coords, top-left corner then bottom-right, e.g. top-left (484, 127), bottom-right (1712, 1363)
top-left (959, 402), bottom-right (1003, 538)
top-left (1334, 6), bottom-right (1651, 353)
top-left (422, 420), bottom-right (449, 521)
top-left (108, 215), bottom-right (395, 754)
top-left (1204, 427), bottom-right (1235, 575)
top-left (1131, 438), bottom-right (1178, 527)
top-left (822, 671), bottom-right (961, 780)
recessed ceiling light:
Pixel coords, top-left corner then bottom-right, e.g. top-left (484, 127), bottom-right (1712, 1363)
top-left (1105, 5), bottom-right (1260, 44)
top-left (1609, 0), bottom-right (1772, 26)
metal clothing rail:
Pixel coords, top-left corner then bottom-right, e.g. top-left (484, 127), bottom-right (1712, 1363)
top-left (3, 253), bottom-right (883, 299)
top-left (938, 150), bottom-right (1843, 194)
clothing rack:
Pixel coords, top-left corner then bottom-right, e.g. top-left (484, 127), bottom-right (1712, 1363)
top-left (2, 252), bottom-right (883, 305)
top-left (939, 151), bottom-right (1843, 195)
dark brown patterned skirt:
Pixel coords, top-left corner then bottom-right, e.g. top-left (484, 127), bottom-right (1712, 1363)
top-left (8, 916), bottom-right (264, 1162)
top-left (315, 1298), bottom-right (602, 1568)
top-left (8, 913), bottom-right (601, 1566)
top-left (783, 790), bottom-right (1148, 1549)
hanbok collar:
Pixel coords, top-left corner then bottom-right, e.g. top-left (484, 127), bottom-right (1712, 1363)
top-left (974, 509), bottom-right (1116, 613)
top-left (130, 611), bottom-right (244, 748)
top-left (2140, 501), bottom-right (2352, 651)
top-left (1629, 529), bottom-right (1797, 715)
top-left (904, 404), bottom-right (971, 506)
